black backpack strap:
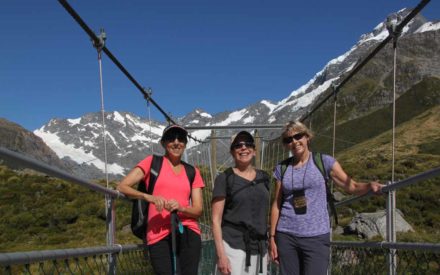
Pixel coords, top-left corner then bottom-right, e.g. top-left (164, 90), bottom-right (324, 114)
top-left (131, 154), bottom-right (163, 241)
top-left (225, 168), bottom-right (268, 201)
top-left (182, 161), bottom-right (196, 188)
top-left (147, 155), bottom-right (163, 194)
top-left (182, 161), bottom-right (196, 200)
top-left (223, 167), bottom-right (234, 195)
top-left (254, 169), bottom-right (270, 190)
top-left (311, 152), bottom-right (338, 225)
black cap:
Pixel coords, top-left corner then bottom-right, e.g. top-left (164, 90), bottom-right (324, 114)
top-left (230, 131), bottom-right (254, 150)
top-left (161, 124), bottom-right (188, 143)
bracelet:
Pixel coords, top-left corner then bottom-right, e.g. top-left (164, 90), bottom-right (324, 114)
top-left (269, 235), bottom-right (275, 238)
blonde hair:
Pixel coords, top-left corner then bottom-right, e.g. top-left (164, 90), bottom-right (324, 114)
top-left (281, 120), bottom-right (314, 140)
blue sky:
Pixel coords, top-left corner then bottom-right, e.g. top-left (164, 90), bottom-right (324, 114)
top-left (1, 0), bottom-right (439, 131)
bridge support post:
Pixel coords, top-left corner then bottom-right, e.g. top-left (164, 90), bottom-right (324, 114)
top-left (254, 130), bottom-right (261, 169)
top-left (386, 16), bottom-right (400, 275)
top-left (210, 130), bottom-right (217, 181)
top-left (106, 195), bottom-right (117, 274)
top-left (386, 187), bottom-right (397, 275)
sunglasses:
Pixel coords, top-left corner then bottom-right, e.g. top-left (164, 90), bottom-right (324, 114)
top-left (282, 133), bottom-right (306, 144)
top-left (162, 133), bottom-right (188, 144)
top-left (231, 141), bottom-right (255, 150)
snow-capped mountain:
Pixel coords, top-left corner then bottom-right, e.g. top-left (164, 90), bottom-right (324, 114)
top-left (34, 111), bottom-right (164, 179)
top-left (33, 8), bottom-right (440, 179)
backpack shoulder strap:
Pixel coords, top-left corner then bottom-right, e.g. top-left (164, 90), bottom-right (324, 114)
top-left (223, 167), bottom-right (234, 195)
top-left (254, 169), bottom-right (270, 190)
top-left (224, 167), bottom-right (234, 178)
top-left (147, 155), bottom-right (163, 194)
top-left (311, 152), bottom-right (328, 182)
top-left (181, 161), bottom-right (196, 188)
top-left (279, 156), bottom-right (294, 181)
top-left (227, 168), bottom-right (269, 200)
top-left (311, 152), bottom-right (338, 225)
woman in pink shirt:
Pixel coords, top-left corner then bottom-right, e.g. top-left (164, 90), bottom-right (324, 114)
top-left (118, 124), bottom-right (205, 275)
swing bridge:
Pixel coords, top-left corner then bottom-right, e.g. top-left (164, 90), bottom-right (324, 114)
top-left (1, 0), bottom-right (440, 274)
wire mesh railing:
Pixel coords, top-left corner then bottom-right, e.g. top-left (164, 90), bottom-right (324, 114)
top-left (331, 242), bottom-right (440, 275)
top-left (0, 245), bottom-right (151, 275)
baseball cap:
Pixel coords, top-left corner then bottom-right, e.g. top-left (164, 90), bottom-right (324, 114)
top-left (230, 131), bottom-right (254, 150)
top-left (161, 124), bottom-right (188, 143)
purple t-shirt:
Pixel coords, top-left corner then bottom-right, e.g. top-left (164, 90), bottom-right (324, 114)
top-left (273, 153), bottom-right (335, 237)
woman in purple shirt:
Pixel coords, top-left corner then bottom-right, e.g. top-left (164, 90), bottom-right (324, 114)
top-left (269, 121), bottom-right (383, 275)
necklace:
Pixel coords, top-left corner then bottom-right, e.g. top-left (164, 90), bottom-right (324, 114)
top-left (290, 153), bottom-right (310, 191)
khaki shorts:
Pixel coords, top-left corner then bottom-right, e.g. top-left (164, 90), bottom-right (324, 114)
top-left (214, 240), bottom-right (268, 275)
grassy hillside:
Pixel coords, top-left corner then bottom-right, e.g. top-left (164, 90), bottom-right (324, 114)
top-left (0, 168), bottom-right (138, 252)
top-left (310, 76), bottom-right (440, 154)
top-left (332, 105), bottom-right (440, 242)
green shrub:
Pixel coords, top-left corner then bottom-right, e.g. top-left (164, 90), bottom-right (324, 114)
top-left (7, 176), bottom-right (21, 184)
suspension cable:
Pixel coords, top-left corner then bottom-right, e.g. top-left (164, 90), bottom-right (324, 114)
top-left (331, 84), bottom-right (337, 158)
top-left (93, 29), bottom-right (110, 189)
top-left (144, 87), bottom-right (155, 155)
top-left (388, 21), bottom-right (401, 189)
top-left (57, 0), bottom-right (203, 144)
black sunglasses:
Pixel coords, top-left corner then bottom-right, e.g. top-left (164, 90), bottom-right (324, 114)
top-left (282, 133), bottom-right (306, 144)
top-left (231, 141), bottom-right (255, 150)
top-left (162, 132), bottom-right (188, 144)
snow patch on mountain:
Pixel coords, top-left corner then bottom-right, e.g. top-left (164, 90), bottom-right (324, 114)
top-left (261, 100), bottom-right (277, 113)
top-left (34, 128), bottom-right (125, 175)
top-left (113, 111), bottom-right (126, 126)
top-left (198, 111), bottom-right (212, 118)
top-left (67, 118), bottom-right (81, 125)
top-left (415, 21), bottom-right (440, 33)
top-left (243, 116), bottom-right (255, 124)
top-left (215, 109), bottom-right (248, 126)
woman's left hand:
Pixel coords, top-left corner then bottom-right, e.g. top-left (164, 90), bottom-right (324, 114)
top-left (165, 199), bottom-right (181, 213)
top-left (370, 181), bottom-right (384, 194)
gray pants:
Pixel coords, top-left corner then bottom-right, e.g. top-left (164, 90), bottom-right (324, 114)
top-left (276, 232), bottom-right (330, 275)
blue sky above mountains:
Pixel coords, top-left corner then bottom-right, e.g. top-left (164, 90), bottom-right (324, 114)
top-left (1, 0), bottom-right (439, 131)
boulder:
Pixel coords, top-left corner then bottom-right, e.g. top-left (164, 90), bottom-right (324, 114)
top-left (346, 209), bottom-right (414, 239)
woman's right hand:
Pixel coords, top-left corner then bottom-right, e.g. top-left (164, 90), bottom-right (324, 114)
top-left (147, 195), bottom-right (166, 212)
top-left (269, 238), bottom-right (279, 264)
top-left (217, 255), bottom-right (232, 274)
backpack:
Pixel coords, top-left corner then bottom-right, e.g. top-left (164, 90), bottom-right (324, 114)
top-left (131, 155), bottom-right (196, 240)
top-left (279, 152), bottom-right (338, 225)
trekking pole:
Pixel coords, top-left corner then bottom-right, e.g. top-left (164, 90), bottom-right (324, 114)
top-left (170, 211), bottom-right (184, 275)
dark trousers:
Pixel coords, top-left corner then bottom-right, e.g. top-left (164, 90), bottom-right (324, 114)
top-left (148, 227), bottom-right (201, 275)
top-left (276, 232), bottom-right (330, 275)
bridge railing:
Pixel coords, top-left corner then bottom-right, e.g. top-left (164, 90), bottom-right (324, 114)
top-left (331, 241), bottom-right (440, 274)
top-left (0, 244), bottom-right (150, 274)
top-left (328, 167), bottom-right (440, 274)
